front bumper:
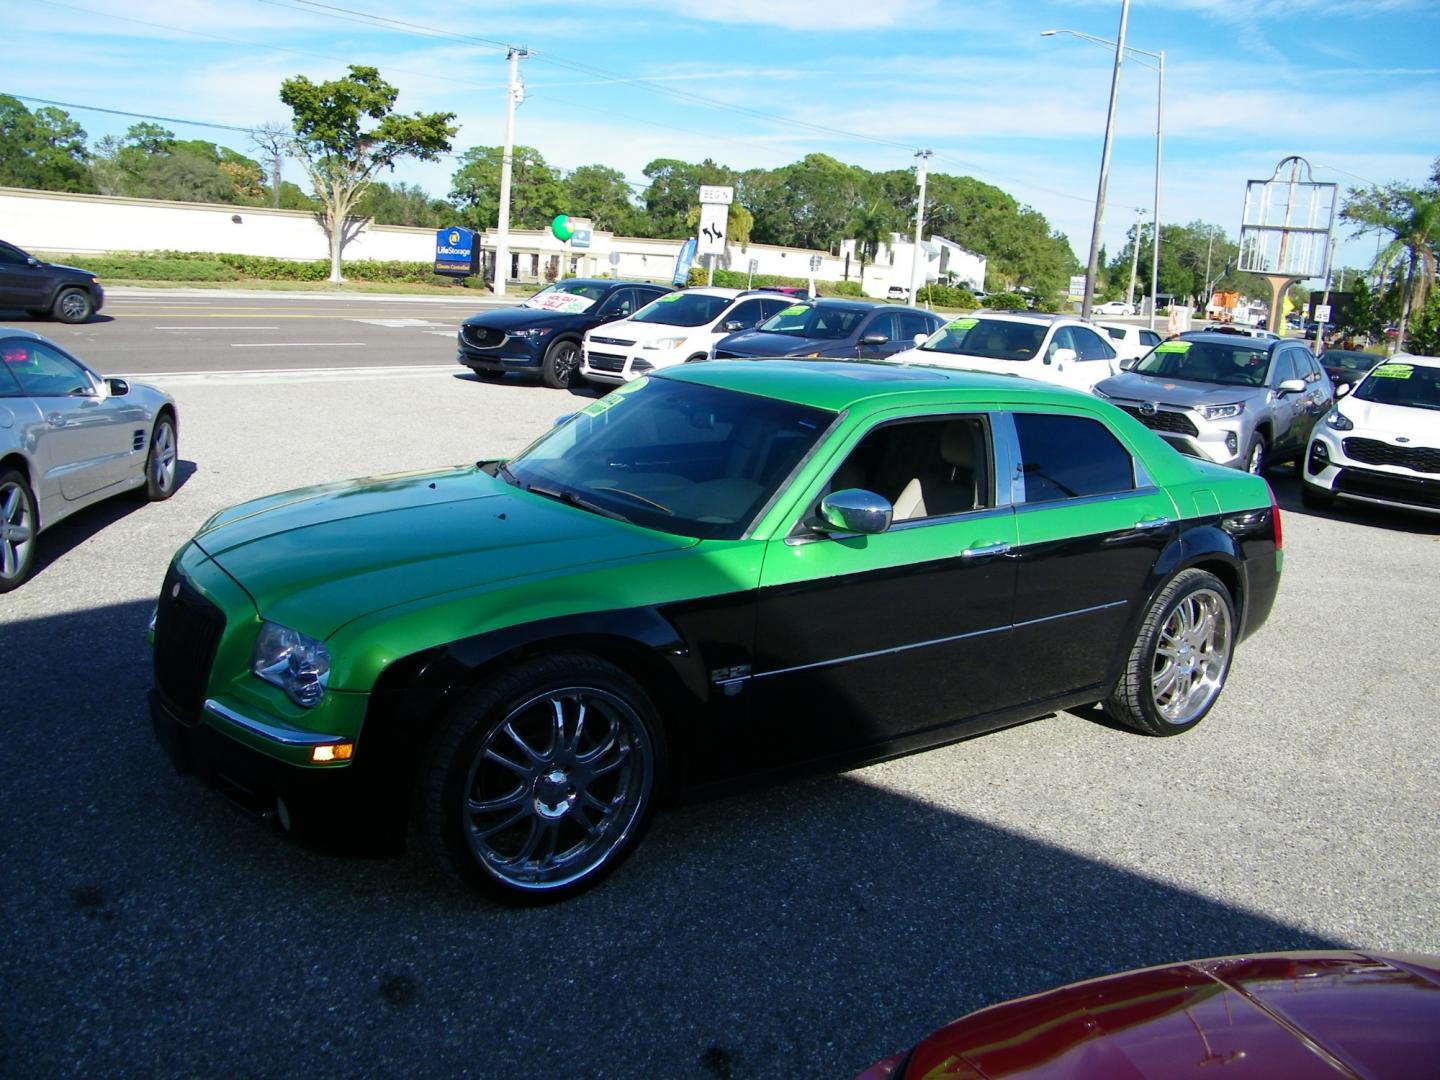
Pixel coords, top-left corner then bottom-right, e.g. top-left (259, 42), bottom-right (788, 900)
top-left (456, 327), bottom-right (546, 374)
top-left (1111, 402), bottom-right (1246, 467)
top-left (580, 344), bottom-right (668, 385)
top-left (1305, 429), bottom-right (1440, 515)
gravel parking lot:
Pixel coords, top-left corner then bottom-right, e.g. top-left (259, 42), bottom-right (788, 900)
top-left (2, 319), bottom-right (1438, 1078)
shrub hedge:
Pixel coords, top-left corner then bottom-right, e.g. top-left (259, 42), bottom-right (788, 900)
top-left (35, 250), bottom-right (478, 287)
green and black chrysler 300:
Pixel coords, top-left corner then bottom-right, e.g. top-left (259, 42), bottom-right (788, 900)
top-left (150, 360), bottom-right (1282, 903)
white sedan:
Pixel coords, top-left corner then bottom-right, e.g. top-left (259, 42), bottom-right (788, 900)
top-left (1302, 353), bottom-right (1440, 516)
top-left (1094, 300), bottom-right (1135, 316)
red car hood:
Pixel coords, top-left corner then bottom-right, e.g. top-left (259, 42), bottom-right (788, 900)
top-left (858, 951), bottom-right (1440, 1080)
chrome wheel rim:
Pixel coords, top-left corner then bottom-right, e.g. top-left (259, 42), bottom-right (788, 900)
top-left (1247, 441), bottom-right (1264, 474)
top-left (550, 343), bottom-right (580, 383)
top-left (151, 422), bottom-right (177, 492)
top-left (0, 481), bottom-right (35, 582)
top-left (59, 291), bottom-right (88, 320)
top-left (463, 686), bottom-right (652, 891)
top-left (1152, 588), bottom-right (1232, 725)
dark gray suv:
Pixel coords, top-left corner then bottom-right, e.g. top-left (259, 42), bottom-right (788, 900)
top-left (1094, 330), bottom-right (1333, 474)
top-left (0, 241), bottom-right (105, 323)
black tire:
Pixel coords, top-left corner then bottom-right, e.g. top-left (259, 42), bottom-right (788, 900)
top-left (52, 288), bottom-right (94, 324)
top-left (541, 338), bottom-right (582, 389)
top-left (418, 653), bottom-right (663, 904)
top-left (1300, 480), bottom-right (1334, 510)
top-left (140, 414), bottom-right (178, 501)
top-left (1105, 569), bottom-right (1236, 737)
top-left (1244, 432), bottom-right (1267, 475)
top-left (0, 469), bottom-right (38, 593)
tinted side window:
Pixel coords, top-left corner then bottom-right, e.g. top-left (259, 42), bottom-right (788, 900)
top-left (758, 298), bottom-right (791, 320)
top-left (1074, 327), bottom-right (1117, 361)
top-left (1272, 349), bottom-right (1301, 385)
top-left (596, 288), bottom-right (636, 318)
top-left (725, 299), bottom-right (768, 328)
top-left (0, 243), bottom-right (28, 265)
top-left (863, 312), bottom-right (900, 340)
top-left (3, 342), bottom-right (94, 397)
top-left (0, 349), bottom-right (23, 396)
top-left (1046, 326), bottom-right (1077, 359)
top-left (895, 311), bottom-right (934, 339)
top-left (1014, 413), bottom-right (1136, 504)
top-left (1140, 330), bottom-right (1163, 347)
top-left (1104, 326), bottom-right (1126, 341)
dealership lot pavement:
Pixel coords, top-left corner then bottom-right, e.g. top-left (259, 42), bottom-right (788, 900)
top-left (2, 317), bottom-right (1438, 1077)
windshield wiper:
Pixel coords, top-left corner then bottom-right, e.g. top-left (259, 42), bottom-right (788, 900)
top-left (496, 461), bottom-right (521, 487)
top-left (526, 484), bottom-right (631, 522)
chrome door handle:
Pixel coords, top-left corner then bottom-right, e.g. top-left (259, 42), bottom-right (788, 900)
top-left (961, 541), bottom-right (1011, 559)
top-left (46, 413), bottom-right (67, 427)
top-left (1134, 516), bottom-right (1171, 531)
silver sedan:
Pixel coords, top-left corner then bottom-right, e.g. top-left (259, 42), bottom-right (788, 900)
top-left (1, 329), bottom-right (178, 590)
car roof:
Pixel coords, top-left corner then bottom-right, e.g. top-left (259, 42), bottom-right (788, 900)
top-left (656, 357), bottom-right (1095, 413)
top-left (969, 311), bottom-right (1074, 325)
top-left (1389, 352), bottom-right (1440, 367)
top-left (1179, 330), bottom-right (1282, 351)
top-left (675, 287), bottom-right (746, 298)
top-left (0, 327), bottom-right (44, 341)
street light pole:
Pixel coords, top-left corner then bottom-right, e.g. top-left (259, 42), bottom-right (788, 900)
top-left (1126, 206), bottom-right (1145, 310)
top-left (1043, 20), bottom-right (1165, 327)
top-left (908, 149), bottom-right (932, 301)
top-left (493, 45), bottom-right (529, 297)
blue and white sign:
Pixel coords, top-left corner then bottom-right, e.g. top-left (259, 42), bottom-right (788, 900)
top-left (434, 226), bottom-right (479, 276)
top-left (569, 217), bottom-right (593, 250)
top-left (671, 237), bottom-right (697, 287)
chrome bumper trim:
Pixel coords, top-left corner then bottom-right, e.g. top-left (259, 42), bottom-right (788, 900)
top-left (203, 699), bottom-right (346, 747)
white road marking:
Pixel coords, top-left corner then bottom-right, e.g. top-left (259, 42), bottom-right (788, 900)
top-left (128, 364), bottom-right (459, 386)
top-left (154, 326), bottom-right (280, 330)
top-left (230, 342), bottom-right (368, 348)
top-left (349, 318), bottom-right (454, 328)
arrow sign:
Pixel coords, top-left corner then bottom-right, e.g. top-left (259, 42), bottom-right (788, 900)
top-left (697, 203), bottom-right (727, 255)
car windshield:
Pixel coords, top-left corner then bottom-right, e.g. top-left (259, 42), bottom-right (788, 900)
top-left (631, 292), bottom-right (733, 327)
top-left (1134, 340), bottom-right (1272, 386)
top-left (503, 376), bottom-right (835, 539)
top-left (521, 282), bottom-right (608, 313)
top-left (758, 304), bottom-right (867, 340)
top-left (1351, 361), bottom-right (1440, 410)
top-left (916, 317), bottom-right (1046, 361)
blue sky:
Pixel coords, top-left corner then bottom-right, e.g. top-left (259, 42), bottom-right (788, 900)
top-left (10, 0), bottom-right (1440, 279)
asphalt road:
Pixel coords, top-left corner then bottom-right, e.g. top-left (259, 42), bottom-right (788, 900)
top-left (1, 303), bottom-right (1438, 1078)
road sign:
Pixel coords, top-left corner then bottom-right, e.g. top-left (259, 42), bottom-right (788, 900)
top-left (568, 217), bottom-right (593, 250)
top-left (697, 203), bottom-right (727, 255)
top-left (1314, 303), bottom-right (1331, 324)
top-left (699, 185), bottom-right (734, 205)
top-left (808, 255), bottom-right (822, 272)
top-left (608, 251), bottom-right (621, 268)
top-left (748, 258), bottom-right (759, 273)
top-left (433, 226), bottom-right (479, 277)
top-left (1068, 274), bottom-right (1086, 298)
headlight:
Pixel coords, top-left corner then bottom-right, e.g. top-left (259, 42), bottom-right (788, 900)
top-left (1199, 402), bottom-right (1244, 421)
top-left (509, 327), bottom-right (554, 340)
top-left (643, 337), bottom-right (688, 350)
top-left (1325, 409), bottom-right (1353, 431)
top-left (252, 622), bottom-right (330, 708)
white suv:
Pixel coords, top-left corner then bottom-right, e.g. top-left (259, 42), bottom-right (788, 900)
top-left (580, 289), bottom-right (792, 385)
top-left (895, 312), bottom-right (1120, 392)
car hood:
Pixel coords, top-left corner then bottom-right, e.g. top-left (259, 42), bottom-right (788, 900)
top-left (193, 467), bottom-right (697, 637)
top-left (878, 952), bottom-right (1440, 1080)
top-left (1338, 396), bottom-right (1440, 440)
top-left (716, 330), bottom-right (839, 356)
top-left (45, 262), bottom-right (99, 279)
top-left (462, 307), bottom-right (589, 330)
top-left (591, 317), bottom-right (708, 343)
top-left (1097, 372), bottom-right (1266, 408)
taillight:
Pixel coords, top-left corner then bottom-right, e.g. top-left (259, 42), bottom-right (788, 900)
top-left (1267, 484), bottom-right (1283, 550)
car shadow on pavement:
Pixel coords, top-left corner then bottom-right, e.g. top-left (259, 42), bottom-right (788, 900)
top-left (26, 460), bottom-right (199, 583)
top-left (1268, 467), bottom-right (1440, 535)
top-left (0, 596), bottom-right (1347, 1079)
top-left (0, 309), bottom-right (116, 326)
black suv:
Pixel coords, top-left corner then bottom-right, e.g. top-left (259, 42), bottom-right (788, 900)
top-left (458, 278), bottom-right (672, 388)
top-left (0, 241), bottom-right (105, 323)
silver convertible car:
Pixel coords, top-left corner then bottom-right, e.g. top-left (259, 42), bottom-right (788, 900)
top-left (1, 329), bottom-right (178, 590)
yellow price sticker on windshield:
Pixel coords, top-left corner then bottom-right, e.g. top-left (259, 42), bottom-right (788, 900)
top-left (1155, 341), bottom-right (1192, 354)
top-left (1370, 364), bottom-right (1413, 379)
top-left (946, 318), bottom-right (978, 331)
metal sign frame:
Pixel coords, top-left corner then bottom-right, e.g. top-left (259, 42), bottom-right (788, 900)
top-left (1238, 156), bottom-right (1337, 279)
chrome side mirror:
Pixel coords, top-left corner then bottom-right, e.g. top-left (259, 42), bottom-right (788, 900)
top-left (818, 488), bottom-right (892, 534)
top-left (861, 332), bottom-right (889, 346)
top-left (1277, 378), bottom-right (1306, 395)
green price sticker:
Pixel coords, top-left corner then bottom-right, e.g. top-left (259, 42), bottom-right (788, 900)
top-left (582, 393), bottom-right (626, 417)
top-left (946, 318), bottom-right (978, 331)
top-left (656, 292), bottom-right (683, 303)
top-left (1370, 364), bottom-right (1413, 379)
top-left (1155, 341), bottom-right (1192, 354)
top-left (779, 304), bottom-right (809, 316)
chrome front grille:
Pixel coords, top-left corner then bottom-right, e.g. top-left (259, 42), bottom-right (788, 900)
top-left (586, 352), bottom-right (627, 373)
top-left (589, 336), bottom-right (635, 347)
top-left (462, 326), bottom-right (506, 349)
top-left (1117, 405), bottom-right (1200, 437)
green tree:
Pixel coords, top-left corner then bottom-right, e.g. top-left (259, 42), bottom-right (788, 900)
top-left (1342, 181), bottom-right (1440, 351)
top-left (449, 145), bottom-right (566, 232)
top-left (0, 95), bottom-right (93, 192)
top-left (563, 165), bottom-right (643, 233)
top-left (641, 158), bottom-right (735, 239)
top-left (356, 180), bottom-right (450, 227)
top-left (280, 64), bottom-right (456, 282)
top-left (848, 202), bottom-right (893, 286)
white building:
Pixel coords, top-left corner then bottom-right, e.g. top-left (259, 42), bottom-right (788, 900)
top-left (838, 233), bottom-right (988, 298)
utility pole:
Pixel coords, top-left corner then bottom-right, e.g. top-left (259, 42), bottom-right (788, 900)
top-left (1146, 47), bottom-right (1165, 330)
top-left (907, 150), bottom-right (932, 301)
top-left (1126, 207), bottom-right (1145, 311)
top-left (1313, 236), bottom-right (1335, 355)
top-left (493, 45), bottom-right (529, 297)
top-left (1082, 0), bottom-right (1131, 321)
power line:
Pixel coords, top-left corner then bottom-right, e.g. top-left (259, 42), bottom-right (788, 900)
top-left (8, 95), bottom-right (255, 134)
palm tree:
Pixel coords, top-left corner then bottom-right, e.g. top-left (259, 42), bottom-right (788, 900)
top-left (848, 202), bottom-right (892, 287)
top-left (1342, 183), bottom-right (1440, 351)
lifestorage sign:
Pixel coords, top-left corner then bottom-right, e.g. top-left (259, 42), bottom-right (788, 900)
top-left (434, 226), bottom-right (479, 276)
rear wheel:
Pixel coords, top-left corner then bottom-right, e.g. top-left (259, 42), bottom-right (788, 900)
top-left (419, 653), bottom-right (662, 904)
top-left (541, 339), bottom-right (581, 389)
top-left (1105, 569), bottom-right (1235, 737)
top-left (52, 288), bottom-right (94, 324)
top-left (0, 470), bottom-right (38, 593)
